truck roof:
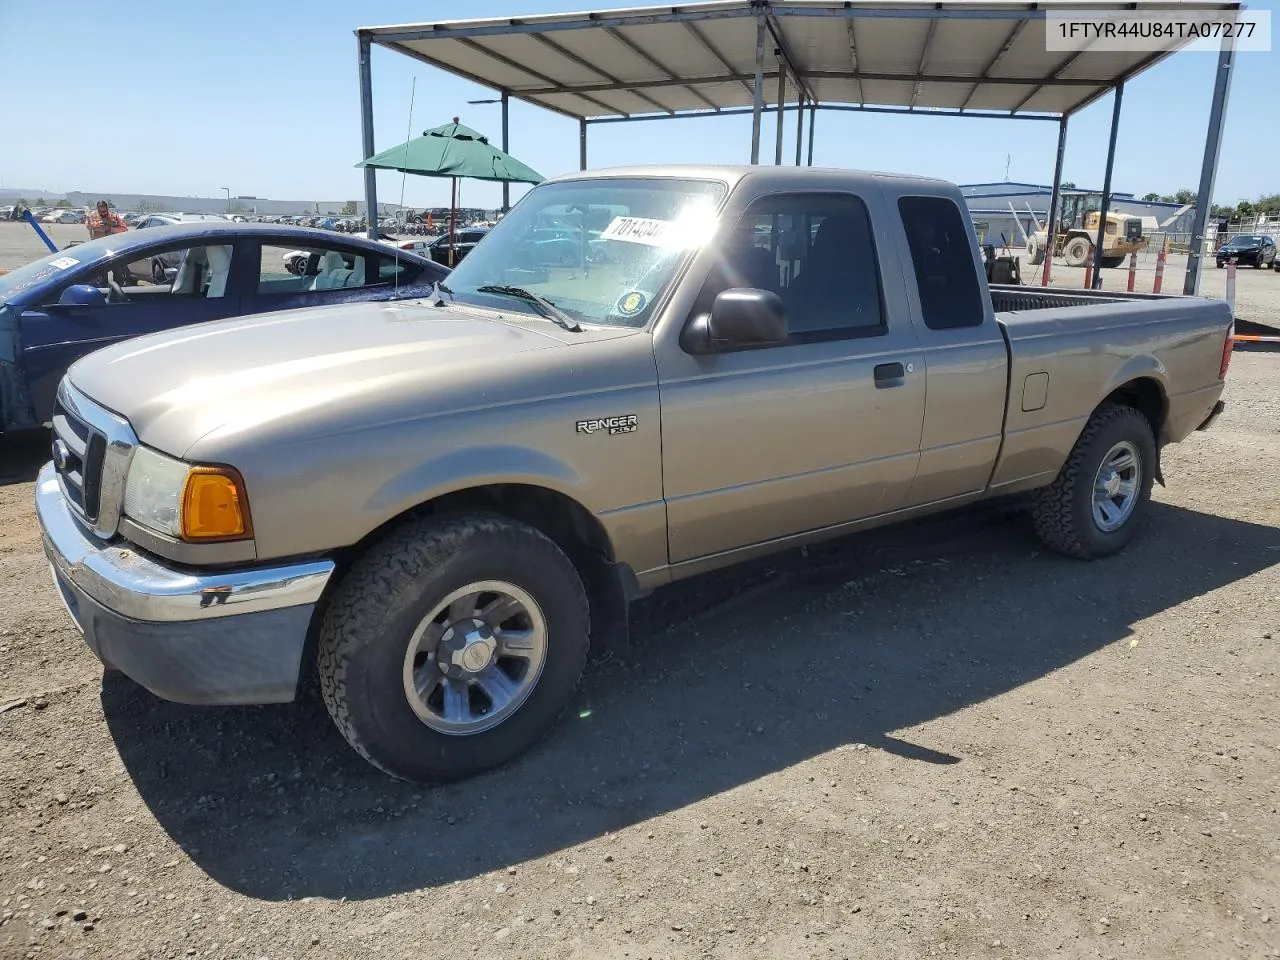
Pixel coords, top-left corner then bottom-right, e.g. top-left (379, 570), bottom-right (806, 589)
top-left (547, 164), bottom-right (956, 193)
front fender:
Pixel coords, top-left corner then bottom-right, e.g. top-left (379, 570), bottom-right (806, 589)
top-left (0, 304), bottom-right (35, 430)
top-left (363, 443), bottom-right (587, 520)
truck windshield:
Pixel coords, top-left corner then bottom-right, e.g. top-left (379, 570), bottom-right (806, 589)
top-left (441, 177), bottom-right (728, 328)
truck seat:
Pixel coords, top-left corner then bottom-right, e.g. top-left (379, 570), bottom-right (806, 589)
top-left (787, 215), bottom-right (881, 332)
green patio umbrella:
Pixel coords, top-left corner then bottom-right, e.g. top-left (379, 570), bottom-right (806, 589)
top-left (357, 118), bottom-right (544, 265)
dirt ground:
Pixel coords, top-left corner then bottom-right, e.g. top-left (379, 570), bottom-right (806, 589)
top-left (0, 222), bottom-right (1278, 960)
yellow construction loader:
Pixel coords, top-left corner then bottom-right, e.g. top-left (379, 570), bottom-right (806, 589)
top-left (1024, 191), bottom-right (1149, 269)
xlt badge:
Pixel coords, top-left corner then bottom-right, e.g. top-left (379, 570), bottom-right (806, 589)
top-left (576, 415), bottom-right (638, 436)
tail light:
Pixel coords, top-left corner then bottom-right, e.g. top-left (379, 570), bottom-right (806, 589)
top-left (1219, 324), bottom-right (1234, 380)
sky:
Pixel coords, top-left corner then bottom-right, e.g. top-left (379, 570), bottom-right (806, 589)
top-left (1, 0), bottom-right (1276, 211)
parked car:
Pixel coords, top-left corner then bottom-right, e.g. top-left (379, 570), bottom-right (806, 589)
top-left (425, 226), bottom-right (489, 265)
top-left (40, 210), bottom-right (83, 224)
top-left (32, 165), bottom-right (1233, 784)
top-left (1215, 234), bottom-right (1277, 268)
top-left (0, 222), bottom-right (449, 432)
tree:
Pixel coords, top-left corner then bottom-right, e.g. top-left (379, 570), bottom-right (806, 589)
top-left (341, 200), bottom-right (357, 216)
top-left (55, 198), bottom-right (71, 208)
top-left (1236, 200), bottom-right (1255, 221)
top-left (1256, 193), bottom-right (1280, 215)
top-left (1061, 181), bottom-right (1076, 190)
top-left (136, 199), bottom-right (158, 213)
top-left (1142, 192), bottom-right (1161, 201)
top-left (1174, 188), bottom-right (1196, 205)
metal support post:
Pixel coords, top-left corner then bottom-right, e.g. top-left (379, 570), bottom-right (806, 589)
top-left (1184, 43), bottom-right (1235, 296)
top-left (750, 16), bottom-right (765, 163)
top-left (807, 103), bottom-right (816, 165)
top-left (501, 91), bottom-right (511, 212)
top-left (357, 33), bottom-right (378, 240)
top-left (1090, 83), bottom-right (1123, 289)
top-left (774, 57), bottom-right (786, 165)
top-left (579, 118), bottom-right (587, 170)
top-left (1042, 116), bottom-right (1068, 285)
top-left (794, 93), bottom-right (805, 165)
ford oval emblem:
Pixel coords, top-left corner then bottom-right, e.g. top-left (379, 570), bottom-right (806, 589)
top-left (51, 438), bottom-right (70, 471)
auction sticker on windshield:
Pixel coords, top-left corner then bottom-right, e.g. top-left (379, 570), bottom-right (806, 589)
top-left (49, 257), bottom-right (78, 270)
top-left (600, 216), bottom-right (676, 247)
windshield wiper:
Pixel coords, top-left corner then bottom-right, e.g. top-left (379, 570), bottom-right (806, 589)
top-left (475, 284), bottom-right (583, 332)
top-left (432, 279), bottom-right (454, 306)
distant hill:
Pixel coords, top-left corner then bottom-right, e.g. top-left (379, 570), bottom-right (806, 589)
top-left (0, 188), bottom-right (57, 200)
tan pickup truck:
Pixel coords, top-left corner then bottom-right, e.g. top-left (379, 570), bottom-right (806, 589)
top-left (35, 165), bottom-right (1233, 783)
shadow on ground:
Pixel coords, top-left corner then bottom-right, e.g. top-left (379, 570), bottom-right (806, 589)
top-left (101, 501), bottom-right (1280, 901)
top-left (0, 429), bottom-right (48, 486)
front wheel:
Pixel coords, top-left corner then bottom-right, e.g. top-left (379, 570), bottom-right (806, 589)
top-left (1064, 236), bottom-right (1092, 267)
top-left (318, 514), bottom-right (590, 783)
top-left (1031, 404), bottom-right (1157, 559)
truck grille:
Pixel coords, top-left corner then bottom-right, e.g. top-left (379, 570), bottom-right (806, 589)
top-left (50, 380), bottom-right (138, 539)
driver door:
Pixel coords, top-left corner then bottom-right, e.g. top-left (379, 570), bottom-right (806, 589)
top-left (18, 242), bottom-right (239, 423)
top-left (655, 190), bottom-right (927, 564)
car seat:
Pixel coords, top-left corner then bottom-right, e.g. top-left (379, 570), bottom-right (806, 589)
top-left (204, 245), bottom-right (232, 298)
top-left (310, 251), bottom-right (353, 290)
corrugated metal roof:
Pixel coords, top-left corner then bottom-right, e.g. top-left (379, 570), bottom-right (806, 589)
top-left (361, 0), bottom-right (1243, 121)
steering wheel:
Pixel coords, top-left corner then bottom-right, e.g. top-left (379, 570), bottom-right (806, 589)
top-left (107, 277), bottom-right (126, 303)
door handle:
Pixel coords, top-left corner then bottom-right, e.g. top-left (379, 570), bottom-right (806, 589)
top-left (874, 362), bottom-right (907, 387)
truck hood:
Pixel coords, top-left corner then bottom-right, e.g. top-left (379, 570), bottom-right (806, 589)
top-left (67, 300), bottom-right (568, 457)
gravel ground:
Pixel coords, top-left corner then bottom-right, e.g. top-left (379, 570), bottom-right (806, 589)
top-left (0, 221), bottom-right (1278, 960)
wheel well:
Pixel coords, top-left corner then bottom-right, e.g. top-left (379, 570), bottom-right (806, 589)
top-left (346, 483), bottom-right (615, 571)
top-left (1104, 377), bottom-right (1167, 442)
top-left (327, 484), bottom-right (631, 657)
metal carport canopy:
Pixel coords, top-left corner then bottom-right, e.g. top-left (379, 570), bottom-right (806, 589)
top-left (356, 0), bottom-right (1244, 295)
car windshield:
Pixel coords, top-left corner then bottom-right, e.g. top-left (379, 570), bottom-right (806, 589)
top-left (442, 177), bottom-right (728, 328)
top-left (1226, 236), bottom-right (1263, 247)
top-left (0, 236), bottom-right (119, 303)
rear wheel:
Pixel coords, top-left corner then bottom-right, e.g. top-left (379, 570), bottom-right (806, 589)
top-left (1031, 404), bottom-right (1157, 560)
top-left (318, 514), bottom-right (590, 783)
top-left (1025, 235), bottom-right (1045, 266)
top-left (1100, 256), bottom-right (1125, 269)
top-left (1064, 236), bottom-right (1092, 267)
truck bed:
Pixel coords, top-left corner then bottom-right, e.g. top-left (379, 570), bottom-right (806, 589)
top-left (985, 289), bottom-right (1233, 496)
top-left (989, 284), bottom-right (1172, 314)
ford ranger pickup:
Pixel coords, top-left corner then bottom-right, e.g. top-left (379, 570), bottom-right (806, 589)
top-left (34, 165), bottom-right (1233, 783)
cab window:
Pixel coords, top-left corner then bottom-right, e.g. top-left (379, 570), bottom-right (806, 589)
top-left (898, 196), bottom-right (985, 330)
top-left (256, 244), bottom-right (376, 294)
top-left (694, 192), bottom-right (885, 342)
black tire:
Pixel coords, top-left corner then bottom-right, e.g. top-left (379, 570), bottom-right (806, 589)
top-left (318, 514), bottom-right (590, 783)
top-left (1030, 404), bottom-right (1157, 560)
top-left (1064, 236), bottom-right (1092, 267)
top-left (1100, 256), bottom-right (1125, 269)
top-left (1026, 237), bottom-right (1045, 266)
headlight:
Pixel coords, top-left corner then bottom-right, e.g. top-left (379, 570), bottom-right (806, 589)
top-left (123, 446), bottom-right (252, 542)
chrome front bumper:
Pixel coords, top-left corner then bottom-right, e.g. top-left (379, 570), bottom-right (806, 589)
top-left (36, 463), bottom-right (335, 704)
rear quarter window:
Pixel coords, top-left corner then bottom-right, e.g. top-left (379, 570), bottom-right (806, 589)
top-left (898, 196), bottom-right (985, 330)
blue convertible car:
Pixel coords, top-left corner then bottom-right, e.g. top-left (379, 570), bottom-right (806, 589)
top-left (0, 223), bottom-right (449, 432)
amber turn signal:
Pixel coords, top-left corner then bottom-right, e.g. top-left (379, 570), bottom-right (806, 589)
top-left (180, 467), bottom-right (252, 541)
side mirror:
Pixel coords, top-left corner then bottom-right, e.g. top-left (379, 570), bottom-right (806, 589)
top-left (682, 288), bottom-right (787, 354)
top-left (47, 284), bottom-right (107, 312)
